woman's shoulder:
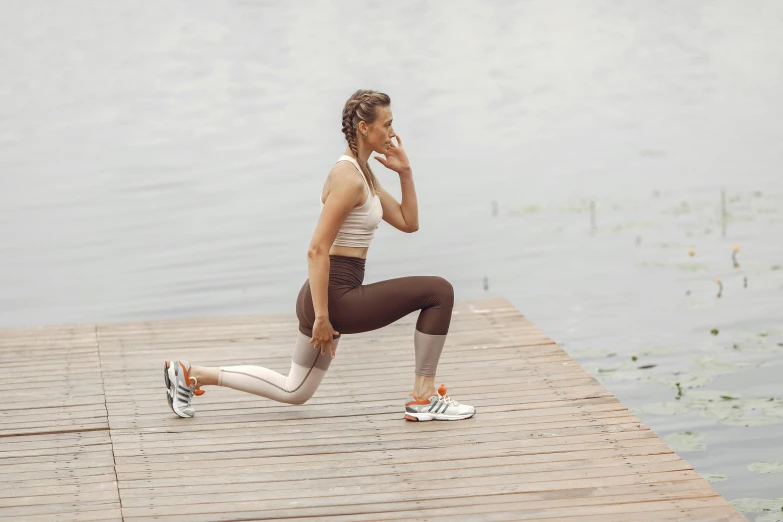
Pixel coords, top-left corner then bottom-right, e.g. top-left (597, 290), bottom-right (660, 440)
top-left (322, 164), bottom-right (364, 206)
top-left (328, 159), bottom-right (364, 185)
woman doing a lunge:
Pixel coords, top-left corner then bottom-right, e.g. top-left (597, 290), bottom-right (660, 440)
top-left (164, 89), bottom-right (476, 422)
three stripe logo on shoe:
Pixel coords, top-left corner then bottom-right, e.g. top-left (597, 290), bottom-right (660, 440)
top-left (176, 380), bottom-right (191, 397)
top-left (428, 400), bottom-right (449, 414)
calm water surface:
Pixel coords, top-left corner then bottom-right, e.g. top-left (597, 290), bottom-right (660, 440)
top-left (1, 1), bottom-right (782, 518)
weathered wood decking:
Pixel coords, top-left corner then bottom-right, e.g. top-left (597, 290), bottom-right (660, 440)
top-left (1, 297), bottom-right (746, 521)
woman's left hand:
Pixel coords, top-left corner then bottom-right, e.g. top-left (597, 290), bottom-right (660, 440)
top-left (374, 135), bottom-right (411, 175)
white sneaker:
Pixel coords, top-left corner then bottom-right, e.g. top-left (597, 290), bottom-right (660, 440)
top-left (404, 384), bottom-right (475, 421)
top-left (164, 361), bottom-right (204, 418)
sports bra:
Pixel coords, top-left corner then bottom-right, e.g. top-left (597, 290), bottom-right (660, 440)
top-left (320, 155), bottom-right (383, 248)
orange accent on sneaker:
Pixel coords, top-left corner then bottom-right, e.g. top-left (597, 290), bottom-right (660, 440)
top-left (406, 398), bottom-right (431, 406)
top-left (179, 362), bottom-right (205, 396)
top-left (438, 384), bottom-right (447, 396)
top-left (404, 415), bottom-right (419, 421)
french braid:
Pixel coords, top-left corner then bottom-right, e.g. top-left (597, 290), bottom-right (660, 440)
top-left (340, 89), bottom-right (391, 196)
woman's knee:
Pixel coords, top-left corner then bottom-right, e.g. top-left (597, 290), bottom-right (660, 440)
top-left (288, 391), bottom-right (311, 405)
top-left (432, 276), bottom-right (454, 305)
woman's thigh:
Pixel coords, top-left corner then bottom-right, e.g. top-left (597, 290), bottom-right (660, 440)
top-left (329, 275), bottom-right (454, 336)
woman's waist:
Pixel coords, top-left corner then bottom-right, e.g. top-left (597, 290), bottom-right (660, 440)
top-left (328, 244), bottom-right (368, 259)
top-left (327, 254), bottom-right (365, 287)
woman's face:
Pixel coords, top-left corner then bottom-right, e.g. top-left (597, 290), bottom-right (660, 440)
top-left (363, 105), bottom-right (395, 155)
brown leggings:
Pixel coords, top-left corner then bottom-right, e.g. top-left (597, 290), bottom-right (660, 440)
top-left (296, 255), bottom-right (454, 373)
top-left (216, 255), bottom-right (453, 405)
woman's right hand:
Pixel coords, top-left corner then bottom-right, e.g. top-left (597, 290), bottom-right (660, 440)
top-left (310, 316), bottom-right (340, 359)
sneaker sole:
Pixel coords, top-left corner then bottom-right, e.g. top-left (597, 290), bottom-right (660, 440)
top-left (164, 361), bottom-right (174, 413)
top-left (404, 411), bottom-right (475, 421)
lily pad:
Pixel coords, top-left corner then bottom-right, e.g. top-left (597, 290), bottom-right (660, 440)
top-left (691, 355), bottom-right (749, 377)
top-left (664, 431), bottom-right (705, 451)
top-left (730, 497), bottom-right (783, 514)
top-left (639, 346), bottom-right (682, 356)
top-left (676, 262), bottom-right (710, 272)
top-left (748, 462), bottom-right (783, 474)
top-left (700, 473), bottom-right (730, 483)
top-left (717, 415), bottom-right (781, 427)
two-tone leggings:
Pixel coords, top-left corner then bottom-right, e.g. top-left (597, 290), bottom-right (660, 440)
top-left (217, 255), bottom-right (454, 404)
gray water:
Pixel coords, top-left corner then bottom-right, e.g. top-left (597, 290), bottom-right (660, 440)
top-left (1, 1), bottom-right (782, 518)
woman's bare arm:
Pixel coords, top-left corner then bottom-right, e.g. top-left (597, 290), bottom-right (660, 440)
top-left (307, 167), bottom-right (363, 318)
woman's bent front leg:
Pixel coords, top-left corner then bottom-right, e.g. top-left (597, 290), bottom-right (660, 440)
top-left (328, 275), bottom-right (455, 398)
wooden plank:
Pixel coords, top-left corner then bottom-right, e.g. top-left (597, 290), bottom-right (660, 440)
top-left (0, 501), bottom-right (121, 519)
top-left (0, 473), bottom-right (119, 494)
top-left (118, 453), bottom-right (682, 490)
top-left (0, 466), bottom-right (117, 484)
top-left (115, 471), bottom-right (713, 517)
top-left (109, 412), bottom-right (645, 450)
top-left (110, 429), bottom-right (661, 467)
top-left (0, 508), bottom-right (122, 522)
top-left (0, 488), bottom-right (119, 508)
top-left (275, 496), bottom-right (746, 522)
top-left (108, 415), bottom-right (645, 453)
top-left (120, 485), bottom-right (734, 522)
top-left (118, 459), bottom-right (694, 502)
top-left (114, 439), bottom-right (673, 476)
top-left (118, 467), bottom-right (705, 511)
top-left (117, 444), bottom-right (674, 484)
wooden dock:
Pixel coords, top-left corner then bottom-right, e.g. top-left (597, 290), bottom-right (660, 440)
top-left (1, 297), bottom-right (747, 521)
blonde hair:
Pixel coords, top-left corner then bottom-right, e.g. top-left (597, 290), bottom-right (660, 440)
top-left (341, 89), bottom-right (391, 196)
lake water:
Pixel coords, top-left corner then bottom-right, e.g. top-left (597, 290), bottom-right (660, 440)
top-left (1, 1), bottom-right (782, 518)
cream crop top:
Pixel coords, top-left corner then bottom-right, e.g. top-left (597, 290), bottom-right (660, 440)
top-left (320, 155), bottom-right (383, 248)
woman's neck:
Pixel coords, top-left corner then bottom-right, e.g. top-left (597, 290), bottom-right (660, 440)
top-left (345, 146), bottom-right (371, 163)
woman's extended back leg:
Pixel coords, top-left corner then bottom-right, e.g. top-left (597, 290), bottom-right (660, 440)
top-left (217, 332), bottom-right (339, 405)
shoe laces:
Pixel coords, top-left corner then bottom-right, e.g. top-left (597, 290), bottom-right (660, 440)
top-left (437, 384), bottom-right (460, 405)
top-left (189, 379), bottom-right (205, 397)
top-left (179, 362), bottom-right (205, 399)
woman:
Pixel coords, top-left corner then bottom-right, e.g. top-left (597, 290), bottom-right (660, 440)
top-left (164, 89), bottom-right (475, 422)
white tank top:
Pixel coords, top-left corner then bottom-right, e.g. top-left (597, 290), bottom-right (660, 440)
top-left (320, 155), bottom-right (383, 248)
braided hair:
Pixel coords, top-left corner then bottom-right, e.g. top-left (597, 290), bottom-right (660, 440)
top-left (341, 89), bottom-right (391, 196)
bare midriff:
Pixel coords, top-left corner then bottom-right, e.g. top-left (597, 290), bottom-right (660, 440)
top-left (328, 244), bottom-right (369, 259)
